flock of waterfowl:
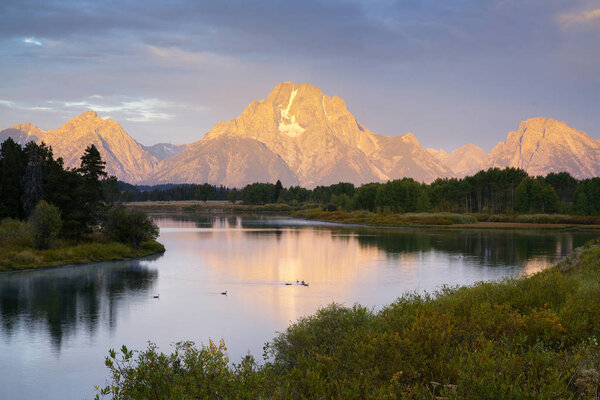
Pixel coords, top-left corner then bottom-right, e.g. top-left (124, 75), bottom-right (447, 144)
top-left (154, 280), bottom-right (309, 299)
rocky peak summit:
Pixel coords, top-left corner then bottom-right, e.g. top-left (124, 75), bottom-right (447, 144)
top-left (489, 117), bottom-right (600, 178)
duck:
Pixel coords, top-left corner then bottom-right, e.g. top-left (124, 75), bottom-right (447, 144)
top-left (220, 291), bottom-right (228, 295)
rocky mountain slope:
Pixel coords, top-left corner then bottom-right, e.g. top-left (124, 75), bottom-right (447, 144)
top-left (142, 143), bottom-right (187, 161)
top-left (0, 111), bottom-right (158, 182)
top-left (488, 118), bottom-right (600, 179)
top-left (1, 85), bottom-right (598, 187)
top-left (158, 82), bottom-right (452, 187)
top-left (152, 136), bottom-right (299, 187)
top-left (428, 144), bottom-right (488, 177)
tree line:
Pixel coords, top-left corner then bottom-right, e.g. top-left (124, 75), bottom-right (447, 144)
top-left (0, 138), bottom-right (157, 249)
top-left (117, 167), bottom-right (600, 216)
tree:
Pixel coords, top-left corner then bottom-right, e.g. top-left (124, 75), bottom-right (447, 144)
top-left (103, 206), bottom-right (159, 248)
top-left (228, 188), bottom-right (239, 203)
top-left (28, 200), bottom-right (62, 249)
top-left (79, 144), bottom-right (108, 229)
top-left (514, 178), bottom-right (559, 213)
top-left (21, 142), bottom-right (45, 217)
top-left (274, 180), bottom-right (283, 202)
top-left (353, 183), bottom-right (380, 212)
top-left (0, 138), bottom-right (25, 219)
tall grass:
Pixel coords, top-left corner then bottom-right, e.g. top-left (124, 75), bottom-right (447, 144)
top-left (0, 240), bottom-right (165, 271)
top-left (294, 209), bottom-right (478, 226)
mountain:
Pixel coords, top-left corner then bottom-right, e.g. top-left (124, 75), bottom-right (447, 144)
top-left (2, 88), bottom-right (599, 187)
top-left (0, 111), bottom-right (158, 182)
top-left (152, 136), bottom-right (299, 187)
top-left (488, 118), bottom-right (600, 179)
top-left (0, 122), bottom-right (48, 146)
top-left (428, 144), bottom-right (488, 177)
top-left (161, 82), bottom-right (451, 187)
top-left (142, 143), bottom-right (187, 161)
top-left (370, 133), bottom-right (454, 182)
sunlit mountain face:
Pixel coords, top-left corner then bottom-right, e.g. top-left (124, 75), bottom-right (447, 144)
top-left (2, 83), bottom-right (599, 187)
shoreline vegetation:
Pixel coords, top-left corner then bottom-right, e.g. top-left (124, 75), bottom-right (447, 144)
top-left (126, 200), bottom-right (600, 230)
top-left (0, 139), bottom-right (164, 271)
top-left (96, 240), bottom-right (600, 399)
top-left (0, 239), bottom-right (164, 272)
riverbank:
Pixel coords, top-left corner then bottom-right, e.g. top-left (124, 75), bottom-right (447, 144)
top-left (0, 240), bottom-right (165, 272)
top-left (126, 201), bottom-right (600, 230)
top-left (125, 200), bottom-right (292, 214)
top-left (293, 209), bottom-right (600, 230)
top-left (97, 240), bottom-right (600, 399)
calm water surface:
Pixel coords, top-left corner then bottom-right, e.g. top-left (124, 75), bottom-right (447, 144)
top-left (0, 215), bottom-right (597, 399)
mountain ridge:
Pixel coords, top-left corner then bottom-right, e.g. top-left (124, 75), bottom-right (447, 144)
top-left (1, 83), bottom-right (598, 187)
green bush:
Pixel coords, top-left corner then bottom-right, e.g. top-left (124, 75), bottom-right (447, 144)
top-left (102, 207), bottom-right (159, 248)
top-left (0, 218), bottom-right (32, 246)
top-left (28, 201), bottom-right (62, 249)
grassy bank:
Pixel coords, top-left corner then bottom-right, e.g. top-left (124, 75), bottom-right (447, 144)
top-left (293, 209), bottom-right (479, 226)
top-left (126, 200), bottom-right (293, 214)
top-left (97, 241), bottom-right (600, 399)
top-left (0, 240), bottom-right (165, 272)
top-left (293, 209), bottom-right (600, 230)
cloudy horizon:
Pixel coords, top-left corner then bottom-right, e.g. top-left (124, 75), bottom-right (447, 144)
top-left (1, 0), bottom-right (599, 151)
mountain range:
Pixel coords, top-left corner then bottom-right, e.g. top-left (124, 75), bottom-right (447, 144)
top-left (1, 82), bottom-right (599, 187)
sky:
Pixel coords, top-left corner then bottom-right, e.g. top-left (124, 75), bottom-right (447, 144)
top-left (0, 0), bottom-right (599, 151)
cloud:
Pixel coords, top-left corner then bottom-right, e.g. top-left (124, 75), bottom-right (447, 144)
top-left (0, 96), bottom-right (180, 123)
top-left (0, 99), bottom-right (16, 107)
top-left (23, 37), bottom-right (43, 46)
top-left (558, 8), bottom-right (600, 28)
top-left (58, 97), bottom-right (178, 122)
top-left (0, 99), bottom-right (50, 111)
top-left (145, 45), bottom-right (240, 68)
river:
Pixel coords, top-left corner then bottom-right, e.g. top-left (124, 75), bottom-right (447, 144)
top-left (0, 214), bottom-right (597, 399)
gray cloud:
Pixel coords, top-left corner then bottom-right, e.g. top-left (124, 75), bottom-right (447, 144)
top-left (0, 0), bottom-right (598, 150)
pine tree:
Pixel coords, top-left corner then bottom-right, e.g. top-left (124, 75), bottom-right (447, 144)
top-left (0, 138), bottom-right (26, 219)
top-left (21, 142), bottom-right (45, 217)
top-left (79, 144), bottom-right (108, 230)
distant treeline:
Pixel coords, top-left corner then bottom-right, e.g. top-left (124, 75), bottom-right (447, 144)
top-left (118, 167), bottom-right (600, 215)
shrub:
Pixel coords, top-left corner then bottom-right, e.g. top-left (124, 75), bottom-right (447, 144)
top-left (0, 218), bottom-right (32, 246)
top-left (103, 207), bottom-right (159, 248)
top-left (28, 201), bottom-right (62, 249)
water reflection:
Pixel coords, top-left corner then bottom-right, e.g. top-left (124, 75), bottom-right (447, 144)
top-left (0, 215), bottom-right (597, 400)
top-left (0, 257), bottom-right (159, 349)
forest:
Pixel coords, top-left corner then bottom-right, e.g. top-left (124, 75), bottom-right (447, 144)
top-left (119, 168), bottom-right (600, 216)
top-left (0, 138), bottom-right (161, 270)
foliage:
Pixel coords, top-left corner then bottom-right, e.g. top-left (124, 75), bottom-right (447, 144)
top-left (96, 244), bottom-right (600, 399)
top-left (241, 182), bottom-right (278, 204)
top-left (28, 200), bottom-right (62, 249)
top-left (514, 177), bottom-right (559, 213)
top-left (0, 218), bottom-right (32, 247)
top-left (0, 240), bottom-right (164, 271)
top-left (0, 137), bottom-right (26, 219)
top-left (295, 209), bottom-right (478, 226)
top-left (111, 167), bottom-right (600, 218)
top-left (102, 207), bottom-right (159, 248)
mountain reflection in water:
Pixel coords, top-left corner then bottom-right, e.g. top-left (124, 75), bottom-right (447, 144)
top-left (0, 215), bottom-right (597, 400)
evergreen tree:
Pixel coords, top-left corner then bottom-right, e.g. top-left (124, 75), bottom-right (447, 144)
top-left (0, 138), bottom-right (25, 219)
top-left (274, 180), bottom-right (283, 202)
top-left (21, 142), bottom-right (45, 217)
top-left (79, 144), bottom-right (107, 229)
